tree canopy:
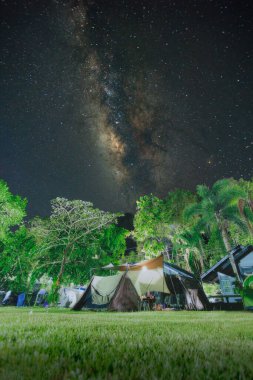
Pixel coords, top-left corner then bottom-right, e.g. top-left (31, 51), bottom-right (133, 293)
top-left (0, 177), bottom-right (252, 294)
top-left (0, 180), bottom-right (27, 240)
top-left (30, 198), bottom-right (124, 287)
top-left (133, 178), bottom-right (253, 277)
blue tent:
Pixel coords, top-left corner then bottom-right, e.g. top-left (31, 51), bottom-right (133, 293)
top-left (17, 293), bottom-right (26, 307)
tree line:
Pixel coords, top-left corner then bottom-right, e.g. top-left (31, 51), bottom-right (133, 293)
top-left (133, 178), bottom-right (253, 278)
top-left (0, 177), bottom-right (252, 294)
top-left (0, 180), bottom-right (127, 294)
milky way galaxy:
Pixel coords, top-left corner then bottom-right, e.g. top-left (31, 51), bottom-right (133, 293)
top-left (0, 0), bottom-right (252, 215)
top-left (63, 0), bottom-right (209, 204)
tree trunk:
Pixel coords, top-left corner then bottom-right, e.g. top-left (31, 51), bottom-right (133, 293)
top-left (238, 199), bottom-right (253, 236)
top-left (56, 245), bottom-right (70, 286)
top-left (221, 226), bottom-right (242, 285)
top-left (184, 248), bottom-right (191, 272)
top-left (220, 226), bottom-right (231, 252)
top-left (198, 239), bottom-right (205, 271)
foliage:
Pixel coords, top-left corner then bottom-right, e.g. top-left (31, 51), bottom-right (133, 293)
top-left (134, 178), bottom-right (253, 275)
top-left (171, 224), bottom-right (205, 274)
top-left (29, 198), bottom-right (122, 288)
top-left (94, 224), bottom-right (127, 265)
top-left (133, 190), bottom-right (195, 258)
top-left (0, 226), bottom-right (36, 292)
top-left (0, 185), bottom-right (126, 293)
top-left (202, 282), bottom-right (220, 296)
top-left (229, 222), bottom-right (253, 247)
top-left (183, 179), bottom-right (250, 280)
top-left (133, 194), bottom-right (169, 255)
top-left (204, 226), bottom-right (226, 267)
top-left (0, 179), bottom-right (27, 240)
top-left (184, 179), bottom-right (247, 247)
top-left (164, 189), bottom-right (196, 224)
top-left (0, 180), bottom-right (29, 292)
top-left (1, 176), bottom-right (252, 291)
top-left (0, 309), bottom-right (253, 380)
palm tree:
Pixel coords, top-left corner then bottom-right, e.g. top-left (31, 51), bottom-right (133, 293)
top-left (171, 222), bottom-right (207, 275)
top-left (238, 179), bottom-right (253, 236)
top-left (184, 179), bottom-right (248, 284)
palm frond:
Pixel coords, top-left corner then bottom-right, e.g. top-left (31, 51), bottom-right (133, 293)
top-left (223, 205), bottom-right (241, 220)
top-left (212, 178), bottom-right (234, 193)
top-left (201, 197), bottom-right (215, 215)
top-left (244, 207), bottom-right (253, 223)
top-left (196, 185), bottom-right (210, 199)
top-left (183, 203), bottom-right (202, 221)
top-left (218, 187), bottom-right (246, 207)
top-left (226, 214), bottom-right (248, 234)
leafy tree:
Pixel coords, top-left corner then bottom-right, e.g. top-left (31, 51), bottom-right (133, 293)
top-left (237, 178), bottom-right (253, 236)
top-left (30, 198), bottom-right (121, 287)
top-left (0, 179), bottom-right (27, 241)
top-left (204, 226), bottom-right (226, 267)
top-left (229, 222), bottom-right (253, 247)
top-left (171, 223), bottom-right (206, 275)
top-left (83, 224), bottom-right (128, 278)
top-left (133, 194), bottom-right (171, 258)
top-left (133, 190), bottom-right (196, 259)
top-left (0, 226), bottom-right (36, 292)
top-left (164, 189), bottom-right (198, 267)
top-left (164, 189), bottom-right (196, 224)
top-left (184, 179), bottom-right (248, 282)
top-left (0, 179), bottom-right (28, 292)
top-left (96, 224), bottom-right (127, 265)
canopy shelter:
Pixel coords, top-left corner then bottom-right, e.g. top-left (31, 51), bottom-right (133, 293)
top-left (201, 245), bottom-right (253, 283)
top-left (163, 262), bottom-right (209, 309)
top-left (201, 246), bottom-right (253, 310)
top-left (73, 255), bottom-right (209, 311)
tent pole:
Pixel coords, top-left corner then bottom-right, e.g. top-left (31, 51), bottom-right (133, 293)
top-left (179, 275), bottom-right (196, 310)
top-left (167, 260), bottom-right (180, 308)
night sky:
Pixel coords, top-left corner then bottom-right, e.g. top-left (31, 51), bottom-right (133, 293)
top-left (1, 0), bottom-right (253, 216)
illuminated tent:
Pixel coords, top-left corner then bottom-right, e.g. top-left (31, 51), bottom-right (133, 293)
top-left (72, 255), bottom-right (209, 311)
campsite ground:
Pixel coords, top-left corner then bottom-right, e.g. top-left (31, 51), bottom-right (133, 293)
top-left (0, 308), bottom-right (252, 380)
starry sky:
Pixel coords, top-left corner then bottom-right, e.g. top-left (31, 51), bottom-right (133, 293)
top-left (0, 0), bottom-right (253, 216)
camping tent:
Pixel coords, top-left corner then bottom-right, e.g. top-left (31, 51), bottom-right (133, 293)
top-left (163, 262), bottom-right (209, 309)
top-left (73, 255), bottom-right (209, 311)
top-left (59, 287), bottom-right (85, 308)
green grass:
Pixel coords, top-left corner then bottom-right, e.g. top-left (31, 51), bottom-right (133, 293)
top-left (0, 309), bottom-right (253, 380)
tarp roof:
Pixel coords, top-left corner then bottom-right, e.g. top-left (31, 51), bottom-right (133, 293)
top-left (102, 255), bottom-right (196, 279)
top-left (164, 262), bottom-right (194, 279)
top-left (102, 255), bottom-right (199, 282)
top-left (102, 255), bottom-right (164, 271)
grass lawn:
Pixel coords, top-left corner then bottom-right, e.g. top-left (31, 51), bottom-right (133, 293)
top-left (0, 308), bottom-right (252, 380)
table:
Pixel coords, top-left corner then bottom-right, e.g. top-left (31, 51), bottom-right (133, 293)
top-left (140, 297), bottom-right (156, 311)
